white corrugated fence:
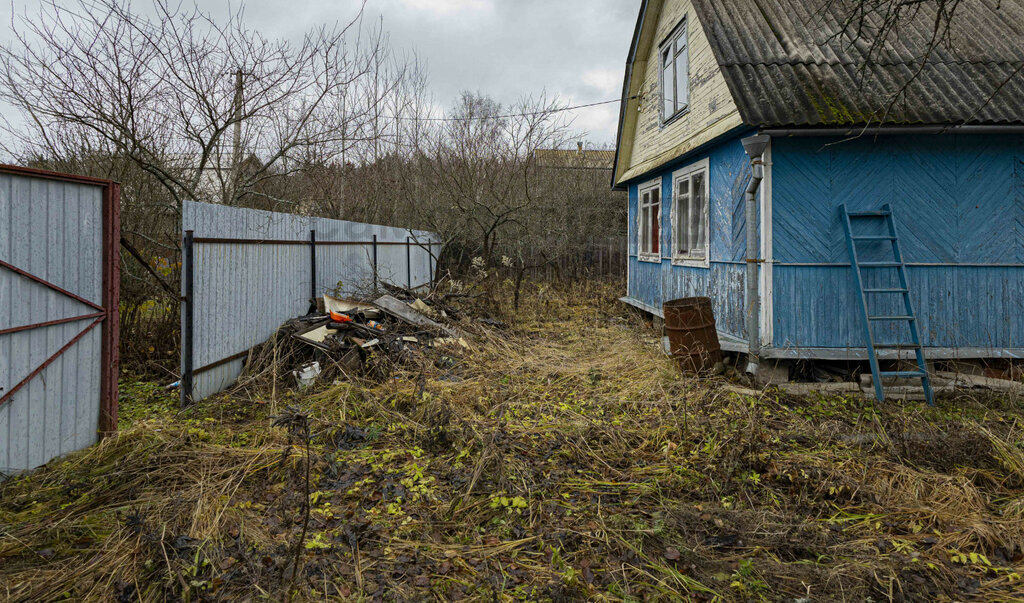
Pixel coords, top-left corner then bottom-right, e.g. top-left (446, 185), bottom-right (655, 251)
top-left (181, 200), bottom-right (439, 404)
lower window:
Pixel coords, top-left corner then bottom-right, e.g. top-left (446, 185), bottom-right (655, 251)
top-left (638, 181), bottom-right (661, 261)
top-left (671, 158), bottom-right (709, 266)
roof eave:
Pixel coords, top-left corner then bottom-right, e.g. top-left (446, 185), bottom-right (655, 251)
top-left (611, 0), bottom-right (652, 191)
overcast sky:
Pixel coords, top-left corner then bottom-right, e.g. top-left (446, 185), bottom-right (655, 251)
top-left (0, 0), bottom-right (638, 145)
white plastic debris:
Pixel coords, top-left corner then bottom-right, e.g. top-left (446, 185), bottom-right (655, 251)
top-left (293, 361), bottom-right (321, 389)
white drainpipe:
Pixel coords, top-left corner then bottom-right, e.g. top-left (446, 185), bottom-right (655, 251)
top-left (741, 134), bottom-right (771, 374)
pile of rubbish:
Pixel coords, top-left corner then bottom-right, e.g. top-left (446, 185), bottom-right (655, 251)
top-left (271, 292), bottom-right (467, 388)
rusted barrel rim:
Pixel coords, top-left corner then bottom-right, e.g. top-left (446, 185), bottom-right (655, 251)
top-left (663, 296), bottom-right (713, 310)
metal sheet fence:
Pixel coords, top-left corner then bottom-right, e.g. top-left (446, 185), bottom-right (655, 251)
top-left (181, 201), bottom-right (438, 404)
top-left (0, 166), bottom-right (119, 476)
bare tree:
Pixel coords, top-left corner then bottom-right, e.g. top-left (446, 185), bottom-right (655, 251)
top-left (0, 0), bottom-right (389, 212)
top-left (410, 92), bottom-right (573, 269)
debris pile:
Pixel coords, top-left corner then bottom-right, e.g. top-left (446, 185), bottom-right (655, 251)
top-left (250, 292), bottom-right (468, 388)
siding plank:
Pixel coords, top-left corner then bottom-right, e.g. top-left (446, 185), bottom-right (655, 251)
top-left (771, 134), bottom-right (1023, 351)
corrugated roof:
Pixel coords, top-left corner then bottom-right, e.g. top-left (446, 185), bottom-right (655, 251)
top-left (690, 0), bottom-right (1024, 126)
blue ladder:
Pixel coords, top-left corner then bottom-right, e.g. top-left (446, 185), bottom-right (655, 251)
top-left (839, 203), bottom-right (934, 405)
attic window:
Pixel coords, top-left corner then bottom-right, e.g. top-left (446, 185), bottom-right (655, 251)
top-left (660, 19), bottom-right (689, 123)
top-left (638, 180), bottom-right (661, 262)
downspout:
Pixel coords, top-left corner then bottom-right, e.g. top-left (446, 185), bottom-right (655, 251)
top-left (741, 135), bottom-right (771, 374)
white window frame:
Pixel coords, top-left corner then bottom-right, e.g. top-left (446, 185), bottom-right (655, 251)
top-left (659, 18), bottom-right (689, 124)
top-left (637, 178), bottom-right (662, 263)
top-left (670, 158), bottom-right (710, 267)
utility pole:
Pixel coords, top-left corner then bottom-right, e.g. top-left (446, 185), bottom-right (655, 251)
top-left (340, 93), bottom-right (347, 218)
top-left (230, 68), bottom-right (243, 205)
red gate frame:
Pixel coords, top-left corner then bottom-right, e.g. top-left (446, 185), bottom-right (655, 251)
top-left (0, 164), bottom-right (120, 436)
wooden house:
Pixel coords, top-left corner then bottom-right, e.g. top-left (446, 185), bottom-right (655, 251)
top-left (612, 0), bottom-right (1024, 377)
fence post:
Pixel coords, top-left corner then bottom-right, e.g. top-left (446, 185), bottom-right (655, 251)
top-left (372, 234), bottom-right (379, 294)
top-left (428, 242), bottom-right (434, 290)
top-left (309, 229), bottom-right (317, 301)
top-left (406, 236), bottom-right (412, 289)
top-left (181, 229), bottom-right (194, 409)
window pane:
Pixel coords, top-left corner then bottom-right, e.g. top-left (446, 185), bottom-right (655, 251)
top-left (677, 180), bottom-right (690, 253)
top-left (651, 188), bottom-right (660, 254)
top-left (692, 171), bottom-right (706, 254)
top-left (675, 44), bottom-right (689, 109)
top-left (640, 205), bottom-right (649, 253)
top-left (662, 51), bottom-right (674, 118)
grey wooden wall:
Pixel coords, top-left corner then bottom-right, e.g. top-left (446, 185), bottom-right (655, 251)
top-left (182, 201), bottom-right (438, 403)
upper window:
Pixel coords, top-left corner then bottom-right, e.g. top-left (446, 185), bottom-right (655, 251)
top-left (671, 158), bottom-right (709, 266)
top-left (660, 20), bottom-right (689, 123)
top-left (638, 180), bottom-right (661, 261)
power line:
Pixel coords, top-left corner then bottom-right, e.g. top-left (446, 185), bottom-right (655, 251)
top-left (22, 96), bottom-right (637, 156)
top-left (395, 96), bottom-right (636, 122)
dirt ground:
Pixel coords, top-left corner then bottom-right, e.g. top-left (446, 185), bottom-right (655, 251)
top-left (2, 281), bottom-right (1023, 602)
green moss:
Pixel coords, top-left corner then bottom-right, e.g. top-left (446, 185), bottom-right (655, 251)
top-left (118, 379), bottom-right (178, 427)
top-left (806, 85), bottom-right (877, 125)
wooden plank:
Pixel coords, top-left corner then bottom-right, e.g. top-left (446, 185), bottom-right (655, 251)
top-left (935, 371), bottom-right (1024, 393)
top-left (373, 295), bottom-right (458, 337)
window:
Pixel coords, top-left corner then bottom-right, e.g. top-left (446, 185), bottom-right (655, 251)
top-left (671, 158), bottom-right (709, 266)
top-left (638, 181), bottom-right (661, 261)
top-left (660, 20), bottom-right (689, 123)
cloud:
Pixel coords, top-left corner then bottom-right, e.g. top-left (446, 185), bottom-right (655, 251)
top-left (0, 0), bottom-right (637, 145)
top-left (397, 0), bottom-right (493, 17)
top-left (566, 103), bottom-right (620, 144)
top-left (580, 68), bottom-right (621, 97)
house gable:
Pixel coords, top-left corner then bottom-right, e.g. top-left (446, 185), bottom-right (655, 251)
top-left (613, 0), bottom-right (743, 188)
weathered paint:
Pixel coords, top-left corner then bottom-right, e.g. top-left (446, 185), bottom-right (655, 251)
top-left (625, 131), bottom-right (752, 341)
top-left (615, 0), bottom-right (744, 185)
top-left (0, 169), bottom-right (118, 475)
top-left (181, 201), bottom-right (438, 403)
top-left (771, 133), bottom-right (1024, 353)
top-left (626, 131), bottom-right (1024, 358)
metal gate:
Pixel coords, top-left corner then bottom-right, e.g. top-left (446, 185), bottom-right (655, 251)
top-left (0, 165), bottom-right (120, 475)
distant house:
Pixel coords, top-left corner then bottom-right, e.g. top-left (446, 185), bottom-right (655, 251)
top-left (612, 0), bottom-right (1024, 366)
top-left (534, 143), bottom-right (615, 170)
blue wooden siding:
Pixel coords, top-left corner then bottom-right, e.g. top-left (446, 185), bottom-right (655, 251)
top-left (772, 133), bottom-right (1024, 351)
top-left (626, 131), bottom-right (752, 339)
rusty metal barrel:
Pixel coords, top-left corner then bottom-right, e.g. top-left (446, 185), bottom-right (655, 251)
top-left (663, 297), bottom-right (722, 374)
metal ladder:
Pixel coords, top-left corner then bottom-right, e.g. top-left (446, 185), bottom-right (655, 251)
top-left (840, 203), bottom-right (934, 405)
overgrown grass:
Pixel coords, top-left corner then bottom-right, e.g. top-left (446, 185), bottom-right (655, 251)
top-left (2, 280), bottom-right (1023, 601)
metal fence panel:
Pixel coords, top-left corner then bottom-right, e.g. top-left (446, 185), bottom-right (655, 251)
top-left (1, 167), bottom-right (119, 476)
top-left (181, 201), bottom-right (439, 403)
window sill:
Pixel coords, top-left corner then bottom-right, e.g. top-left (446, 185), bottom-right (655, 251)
top-left (661, 106), bottom-right (690, 128)
top-left (638, 254), bottom-right (663, 263)
top-left (671, 255), bottom-right (709, 268)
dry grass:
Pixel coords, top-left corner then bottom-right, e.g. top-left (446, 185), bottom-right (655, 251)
top-left (2, 280), bottom-right (1024, 601)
